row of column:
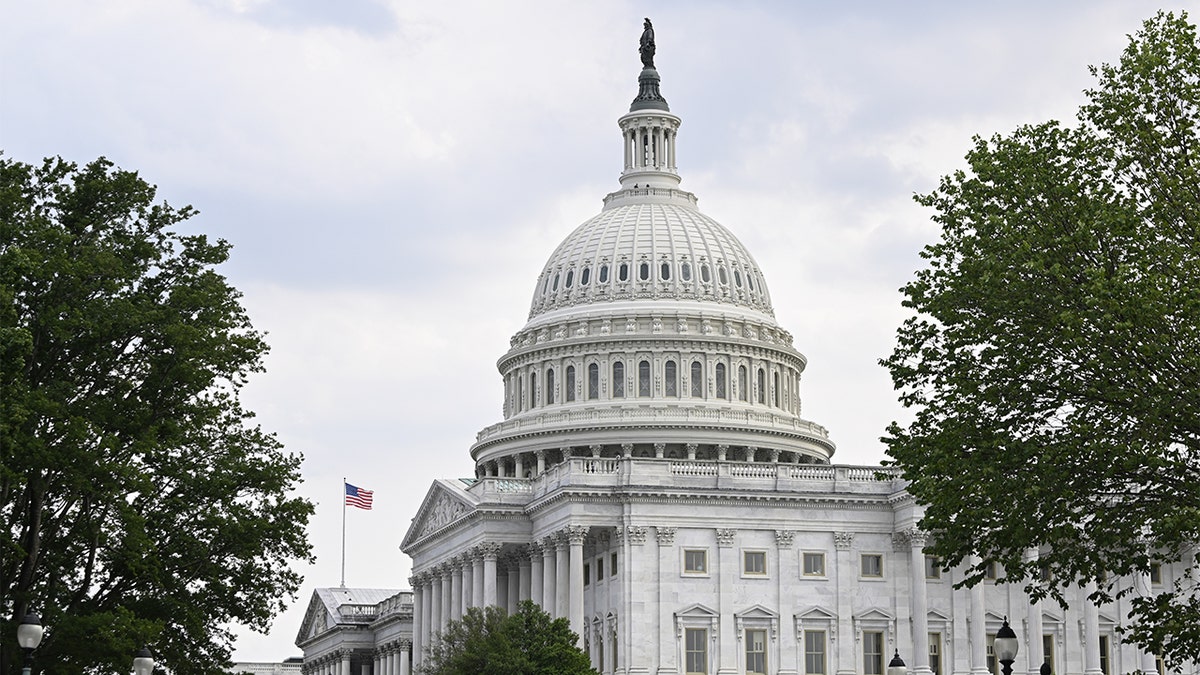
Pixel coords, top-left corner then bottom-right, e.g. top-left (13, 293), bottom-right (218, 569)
top-left (409, 526), bottom-right (591, 668)
top-left (623, 123), bottom-right (676, 171)
top-left (478, 442), bottom-right (820, 478)
top-left (371, 641), bottom-right (411, 675)
top-left (302, 651), bottom-right (349, 675)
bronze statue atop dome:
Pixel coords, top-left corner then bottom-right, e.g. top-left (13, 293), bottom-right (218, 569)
top-left (639, 18), bottom-right (656, 69)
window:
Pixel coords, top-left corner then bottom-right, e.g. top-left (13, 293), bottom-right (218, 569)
top-left (701, 264), bottom-right (711, 283)
top-left (1099, 636), bottom-right (1110, 675)
top-left (1150, 563), bottom-right (1162, 584)
top-left (718, 266), bottom-right (728, 285)
top-left (738, 365), bottom-right (748, 402)
top-left (743, 550), bottom-right (767, 576)
top-left (690, 361), bottom-right (703, 397)
top-left (664, 360), bottom-right (678, 397)
top-left (612, 623), bottom-right (618, 667)
top-left (734, 269), bottom-right (743, 287)
top-left (756, 368), bottom-right (766, 404)
top-left (864, 631), bottom-right (884, 675)
top-left (803, 552), bottom-right (826, 576)
top-left (596, 557), bottom-right (604, 580)
top-left (565, 365), bottom-right (576, 402)
top-left (681, 262), bottom-right (692, 281)
top-left (638, 360), bottom-right (651, 397)
top-left (661, 261), bottom-right (671, 280)
top-left (745, 629), bottom-right (767, 674)
top-left (773, 372), bottom-right (780, 407)
top-left (985, 561), bottom-right (999, 580)
top-left (618, 262), bottom-right (629, 282)
top-left (565, 269), bottom-right (574, 288)
top-left (552, 273), bottom-right (560, 290)
top-left (599, 264), bottom-right (609, 283)
top-left (529, 373), bottom-right (537, 409)
top-left (861, 554), bottom-right (883, 578)
top-left (929, 633), bottom-right (942, 675)
top-left (580, 266), bottom-right (590, 285)
top-left (639, 262), bottom-right (650, 281)
top-left (685, 628), bottom-right (707, 675)
top-left (715, 363), bottom-right (727, 399)
top-left (986, 634), bottom-right (997, 675)
top-left (588, 363), bottom-right (600, 399)
top-left (517, 377), bottom-right (524, 412)
top-left (925, 555), bottom-right (942, 579)
top-left (612, 362), bottom-right (625, 398)
top-left (583, 562), bottom-right (590, 586)
top-left (546, 368), bottom-right (555, 404)
top-left (1042, 635), bottom-right (1055, 674)
top-left (684, 549), bottom-right (708, 574)
top-left (611, 552), bottom-right (618, 576)
top-left (805, 630), bottom-right (826, 675)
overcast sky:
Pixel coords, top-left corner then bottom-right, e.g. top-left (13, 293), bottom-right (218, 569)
top-left (2, 0), bottom-right (1179, 663)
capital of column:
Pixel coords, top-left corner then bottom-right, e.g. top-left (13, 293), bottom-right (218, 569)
top-left (533, 448), bottom-right (545, 459)
top-left (656, 526), bottom-right (677, 546)
top-left (622, 525), bottom-right (648, 545)
top-left (716, 444), bottom-right (729, 460)
top-left (560, 446), bottom-right (573, 459)
top-left (654, 442), bottom-right (666, 457)
top-left (564, 524), bottom-right (589, 545)
top-left (716, 528), bottom-right (737, 547)
top-left (907, 528), bottom-right (930, 549)
top-left (527, 540), bottom-right (544, 558)
top-left (834, 532), bottom-right (855, 550)
top-left (621, 442), bottom-right (634, 457)
top-left (775, 530), bottom-right (795, 549)
top-left (589, 443), bottom-right (603, 457)
top-left (479, 541), bottom-right (502, 560)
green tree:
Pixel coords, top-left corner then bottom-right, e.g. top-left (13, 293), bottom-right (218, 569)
top-left (882, 11), bottom-right (1200, 667)
top-left (0, 156), bottom-right (314, 674)
top-left (421, 601), bottom-right (597, 675)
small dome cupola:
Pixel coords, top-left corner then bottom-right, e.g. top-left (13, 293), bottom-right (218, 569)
top-left (619, 18), bottom-right (682, 192)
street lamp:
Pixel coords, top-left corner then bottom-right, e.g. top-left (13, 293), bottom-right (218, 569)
top-left (16, 613), bottom-right (44, 675)
top-left (994, 616), bottom-right (1019, 675)
top-left (888, 650), bottom-right (908, 675)
top-left (133, 647), bottom-right (155, 675)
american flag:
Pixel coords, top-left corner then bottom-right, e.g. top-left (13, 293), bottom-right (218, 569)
top-left (345, 483), bottom-right (374, 510)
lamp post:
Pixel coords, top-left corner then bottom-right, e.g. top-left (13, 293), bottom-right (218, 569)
top-left (132, 647), bottom-right (155, 675)
top-left (994, 616), bottom-right (1019, 675)
top-left (16, 613), bottom-right (44, 675)
top-left (888, 650), bottom-right (908, 675)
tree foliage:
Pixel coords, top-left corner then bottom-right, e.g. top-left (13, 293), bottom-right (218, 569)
top-left (0, 156), bottom-right (314, 674)
top-left (882, 11), bottom-right (1200, 667)
top-left (420, 601), bottom-right (597, 675)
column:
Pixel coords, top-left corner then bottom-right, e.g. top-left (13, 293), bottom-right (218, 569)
top-left (341, 652), bottom-right (351, 675)
top-left (441, 568), bottom-right (453, 630)
top-left (430, 569), bottom-right (443, 637)
top-left (776, 530), bottom-right (799, 675)
top-left (970, 555), bottom-right (989, 675)
top-left (461, 553), bottom-right (473, 615)
top-left (535, 449), bottom-right (546, 476)
top-left (909, 530), bottom-right (932, 675)
top-left (1023, 549), bottom-right (1044, 675)
top-left (567, 525), bottom-right (589, 649)
top-left (519, 550), bottom-right (533, 602)
top-left (507, 555), bottom-right (520, 613)
top-left (1132, 567), bottom-right (1159, 674)
top-left (482, 542), bottom-right (501, 607)
top-left (657, 526), bottom-right (678, 673)
top-left (421, 574), bottom-right (433, 659)
top-left (450, 559), bottom-right (463, 622)
top-left (472, 548), bottom-right (485, 608)
top-left (542, 535), bottom-right (557, 613)
top-left (556, 532), bottom-right (570, 618)
top-left (399, 640), bottom-right (412, 675)
top-left (834, 532), bottom-right (855, 675)
top-left (1083, 580), bottom-right (1103, 675)
top-left (410, 576), bottom-right (423, 671)
top-left (718, 528), bottom-right (737, 675)
top-left (530, 541), bottom-right (545, 608)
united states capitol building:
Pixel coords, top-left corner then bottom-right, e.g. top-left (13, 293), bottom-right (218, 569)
top-left (296, 24), bottom-right (1195, 675)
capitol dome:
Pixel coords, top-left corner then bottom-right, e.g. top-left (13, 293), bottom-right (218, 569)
top-left (469, 60), bottom-right (834, 473)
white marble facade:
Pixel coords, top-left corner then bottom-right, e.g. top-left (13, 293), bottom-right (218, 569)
top-left (313, 34), bottom-right (1199, 675)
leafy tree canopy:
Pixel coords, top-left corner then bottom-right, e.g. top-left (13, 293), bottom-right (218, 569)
top-left (0, 156), bottom-right (314, 674)
top-left (421, 601), bottom-right (597, 675)
top-left (883, 11), bottom-right (1200, 666)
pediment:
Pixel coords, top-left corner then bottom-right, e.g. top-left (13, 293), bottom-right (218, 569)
top-left (736, 604), bottom-right (779, 620)
top-left (854, 607), bottom-right (895, 622)
top-left (928, 608), bottom-right (952, 623)
top-left (676, 602), bottom-right (719, 619)
top-left (295, 591), bottom-right (333, 646)
top-left (796, 605), bottom-right (837, 621)
top-left (984, 610), bottom-right (1007, 623)
top-left (401, 479), bottom-right (479, 549)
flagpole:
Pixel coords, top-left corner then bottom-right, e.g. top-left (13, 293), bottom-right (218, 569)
top-left (340, 477), bottom-right (347, 588)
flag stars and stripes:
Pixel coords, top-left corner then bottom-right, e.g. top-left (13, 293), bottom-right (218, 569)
top-left (345, 483), bottom-right (374, 510)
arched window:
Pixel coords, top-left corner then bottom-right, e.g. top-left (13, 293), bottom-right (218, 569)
top-left (588, 363), bottom-right (600, 399)
top-left (546, 368), bottom-right (556, 404)
top-left (747, 273), bottom-right (755, 291)
top-left (665, 360), bottom-right (678, 397)
top-left (715, 363), bottom-right (727, 399)
top-left (618, 263), bottom-right (629, 282)
top-left (639, 262), bottom-right (650, 281)
top-left (773, 371), bottom-right (780, 408)
top-left (718, 266), bottom-right (728, 285)
top-left (565, 270), bottom-right (574, 288)
top-left (757, 368), bottom-right (766, 404)
top-left (599, 264), bottom-right (609, 283)
top-left (612, 362), bottom-right (625, 398)
top-left (529, 372), bottom-right (537, 409)
top-left (681, 262), bottom-right (692, 281)
top-left (517, 377), bottom-right (524, 411)
top-left (553, 273), bottom-right (560, 291)
top-left (581, 267), bottom-right (591, 285)
top-left (542, 276), bottom-right (550, 294)
top-left (701, 264), bottom-right (711, 283)
top-left (638, 360), bottom-right (651, 397)
top-left (660, 262), bottom-right (671, 280)
top-left (738, 365), bottom-right (748, 402)
top-left (734, 269), bottom-right (743, 287)
top-left (566, 365), bottom-right (576, 402)
top-left (690, 361), bottom-right (703, 397)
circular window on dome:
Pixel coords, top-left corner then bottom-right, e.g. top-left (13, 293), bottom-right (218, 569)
top-left (701, 264), bottom-right (711, 283)
top-left (660, 262), bottom-right (671, 281)
top-left (581, 267), bottom-right (591, 286)
top-left (639, 262), bottom-right (650, 281)
top-left (718, 266), bottom-right (728, 285)
top-left (565, 270), bottom-right (574, 288)
top-left (599, 264), bottom-right (609, 283)
top-left (681, 262), bottom-right (692, 281)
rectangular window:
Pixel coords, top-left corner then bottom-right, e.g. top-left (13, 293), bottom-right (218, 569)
top-left (743, 550), bottom-right (767, 576)
top-left (684, 549), bottom-right (708, 574)
top-left (746, 629), bottom-right (767, 674)
top-left (1150, 563), bottom-right (1162, 584)
top-left (1042, 635), bottom-right (1055, 674)
top-left (864, 631), bottom-right (884, 675)
top-left (985, 561), bottom-right (999, 580)
top-left (611, 552), bottom-right (618, 576)
top-left (929, 633), bottom-right (942, 675)
top-left (861, 554), bottom-right (884, 578)
top-left (805, 630), bottom-right (827, 675)
top-left (1099, 636), bottom-right (1110, 675)
top-left (583, 563), bottom-right (590, 587)
top-left (925, 555), bottom-right (942, 579)
top-left (685, 628), bottom-right (707, 675)
top-left (803, 552), bottom-right (826, 576)
top-left (987, 634), bottom-right (997, 675)
top-left (595, 557), bottom-right (604, 581)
